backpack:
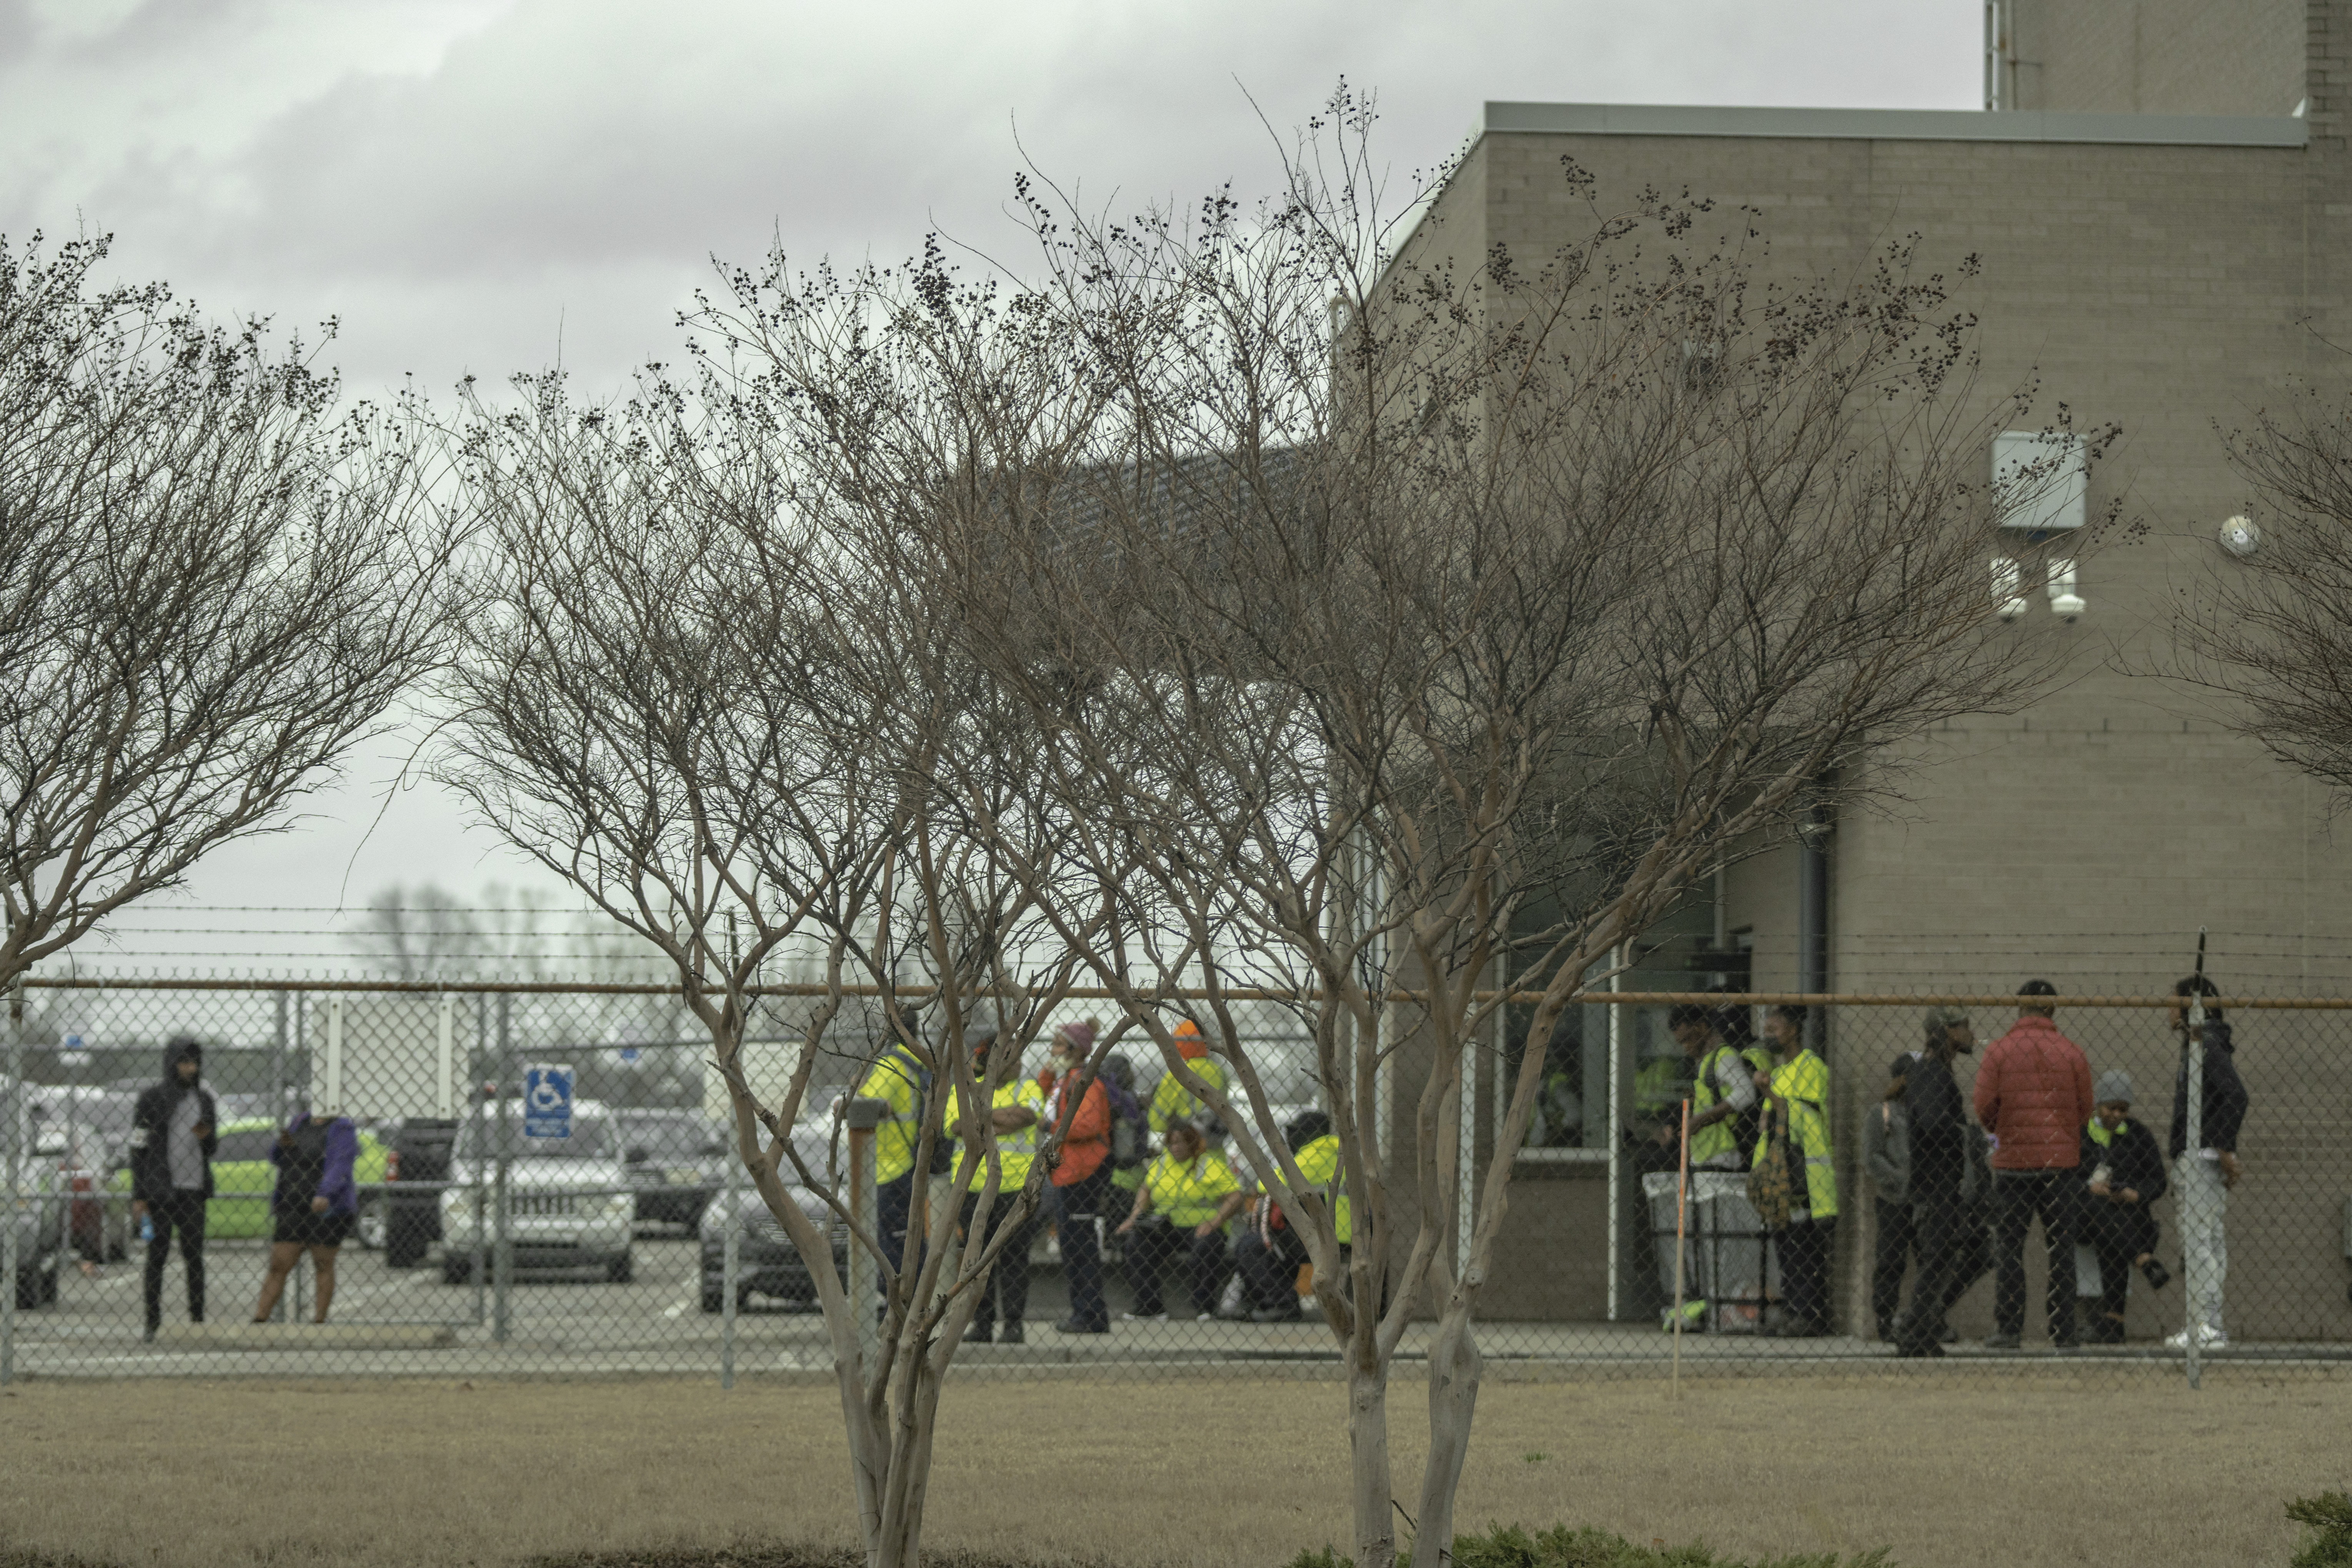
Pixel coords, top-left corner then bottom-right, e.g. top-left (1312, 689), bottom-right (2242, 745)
top-left (1100, 1074), bottom-right (1148, 1170)
top-left (1746, 1101), bottom-right (1795, 1231)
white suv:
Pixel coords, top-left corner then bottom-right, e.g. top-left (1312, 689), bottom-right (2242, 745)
top-left (438, 1098), bottom-right (635, 1283)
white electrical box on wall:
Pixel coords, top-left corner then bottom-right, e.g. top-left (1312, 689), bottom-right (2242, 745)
top-left (1992, 431), bottom-right (2088, 531)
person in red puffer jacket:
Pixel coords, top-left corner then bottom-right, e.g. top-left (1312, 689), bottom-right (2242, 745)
top-left (1972, 980), bottom-right (2095, 1350)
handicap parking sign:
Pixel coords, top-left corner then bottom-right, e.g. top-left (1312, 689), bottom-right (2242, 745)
top-left (523, 1064), bottom-right (574, 1139)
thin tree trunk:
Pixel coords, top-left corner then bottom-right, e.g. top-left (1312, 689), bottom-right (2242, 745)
top-left (838, 1386), bottom-right (890, 1565)
top-left (1411, 1308), bottom-right (1484, 1568)
top-left (1349, 1359), bottom-right (1399, 1568)
top-left (872, 1353), bottom-right (948, 1568)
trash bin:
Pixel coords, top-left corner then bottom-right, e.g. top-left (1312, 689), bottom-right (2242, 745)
top-left (1692, 1171), bottom-right (1776, 1335)
top-left (1642, 1171), bottom-right (1701, 1316)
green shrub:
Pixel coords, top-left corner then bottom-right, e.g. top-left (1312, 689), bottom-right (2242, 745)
top-left (2289, 1491), bottom-right (2352, 1568)
top-left (1284, 1525), bottom-right (1894, 1568)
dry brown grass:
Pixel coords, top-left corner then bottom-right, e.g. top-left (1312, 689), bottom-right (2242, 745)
top-left (1, 1370), bottom-right (2345, 1568)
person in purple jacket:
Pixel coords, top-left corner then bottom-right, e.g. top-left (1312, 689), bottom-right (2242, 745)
top-left (249, 1110), bottom-right (359, 1324)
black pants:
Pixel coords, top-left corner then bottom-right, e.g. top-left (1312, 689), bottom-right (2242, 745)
top-left (875, 1170), bottom-right (916, 1306)
top-left (1234, 1223), bottom-right (1309, 1312)
top-left (1125, 1215), bottom-right (1229, 1316)
top-left (1991, 1169), bottom-right (2080, 1341)
top-left (1772, 1217), bottom-right (1833, 1329)
top-left (958, 1190), bottom-right (1038, 1331)
top-left (1871, 1200), bottom-right (1917, 1333)
top-left (142, 1190), bottom-right (207, 1331)
top-left (1055, 1167), bottom-right (1112, 1330)
top-left (2082, 1202), bottom-right (2159, 1333)
top-left (1895, 1185), bottom-right (1986, 1352)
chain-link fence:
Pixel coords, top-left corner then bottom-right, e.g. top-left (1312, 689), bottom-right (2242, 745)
top-left (5, 980), bottom-right (2347, 1384)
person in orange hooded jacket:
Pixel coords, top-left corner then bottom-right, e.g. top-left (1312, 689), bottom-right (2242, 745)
top-left (1042, 1022), bottom-right (1113, 1334)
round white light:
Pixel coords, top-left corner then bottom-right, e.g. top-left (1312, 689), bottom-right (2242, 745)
top-left (2220, 515), bottom-right (2260, 557)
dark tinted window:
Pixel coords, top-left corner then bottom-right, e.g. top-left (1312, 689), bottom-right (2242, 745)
top-left (216, 1129), bottom-right (278, 1163)
top-left (617, 1115), bottom-right (725, 1160)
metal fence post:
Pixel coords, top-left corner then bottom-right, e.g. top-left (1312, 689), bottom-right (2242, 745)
top-left (847, 1096), bottom-right (885, 1379)
top-left (269, 991), bottom-right (288, 1323)
top-left (2, 978), bottom-right (24, 1385)
top-left (493, 992), bottom-right (513, 1343)
top-left (721, 1147), bottom-right (740, 1390)
top-left (471, 994), bottom-right (488, 1327)
top-left (2183, 998), bottom-right (2206, 1390)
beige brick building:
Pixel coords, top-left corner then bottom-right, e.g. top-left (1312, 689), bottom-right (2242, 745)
top-left (1423, 1), bottom-right (2352, 1343)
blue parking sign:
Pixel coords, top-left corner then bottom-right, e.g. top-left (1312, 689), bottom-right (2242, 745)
top-left (523, 1064), bottom-right (574, 1140)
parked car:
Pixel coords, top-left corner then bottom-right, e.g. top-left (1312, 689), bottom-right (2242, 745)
top-left (698, 1123), bottom-right (843, 1312)
top-left (103, 1117), bottom-right (390, 1251)
top-left (438, 1100), bottom-right (634, 1284)
top-left (380, 1116), bottom-right (462, 1268)
top-left (7, 1090), bottom-right (68, 1308)
top-left (616, 1108), bottom-right (728, 1230)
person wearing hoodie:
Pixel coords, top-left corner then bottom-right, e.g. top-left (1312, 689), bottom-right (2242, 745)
top-left (1862, 1054), bottom-right (1915, 1341)
top-left (1973, 980), bottom-right (2095, 1350)
top-left (1043, 1023), bottom-right (1115, 1335)
top-left (2078, 1070), bottom-right (2170, 1344)
top-left (1893, 1006), bottom-right (1980, 1357)
top-left (127, 1036), bottom-right (218, 1341)
top-left (2167, 974), bottom-right (2249, 1350)
top-left (250, 1108), bottom-right (361, 1324)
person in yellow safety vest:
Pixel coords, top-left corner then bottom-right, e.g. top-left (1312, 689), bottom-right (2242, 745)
top-left (1670, 1004), bottom-right (1759, 1171)
top-left (1149, 1019), bottom-right (1229, 1138)
top-left (1751, 1002), bottom-right (1839, 1336)
top-left (1230, 1110), bottom-right (1349, 1321)
top-left (855, 1032), bottom-right (929, 1295)
top-left (1114, 1118), bottom-right (1245, 1321)
top-left (942, 1026), bottom-right (1045, 1345)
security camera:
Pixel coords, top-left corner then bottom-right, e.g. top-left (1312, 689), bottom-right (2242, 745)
top-left (2219, 515), bottom-right (2260, 557)
top-left (2047, 560), bottom-right (2085, 622)
top-left (1991, 557), bottom-right (2025, 621)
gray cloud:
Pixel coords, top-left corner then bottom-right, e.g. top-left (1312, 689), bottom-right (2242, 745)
top-left (0, 0), bottom-right (1977, 933)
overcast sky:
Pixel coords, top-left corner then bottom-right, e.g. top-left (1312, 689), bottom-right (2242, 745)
top-left (2, 0), bottom-right (1978, 968)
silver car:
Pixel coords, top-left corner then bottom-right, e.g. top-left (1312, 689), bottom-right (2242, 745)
top-left (437, 1099), bottom-right (635, 1283)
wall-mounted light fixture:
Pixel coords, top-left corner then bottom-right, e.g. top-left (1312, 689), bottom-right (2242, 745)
top-left (2219, 515), bottom-right (2260, 558)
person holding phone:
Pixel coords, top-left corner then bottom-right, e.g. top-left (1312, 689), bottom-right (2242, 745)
top-left (127, 1036), bottom-right (218, 1342)
top-left (250, 1108), bottom-right (360, 1325)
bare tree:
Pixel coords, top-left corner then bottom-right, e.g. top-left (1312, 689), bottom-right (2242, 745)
top-left (0, 233), bottom-right (457, 987)
top-left (795, 95), bottom-right (2081, 1568)
top-left (342, 883), bottom-right (486, 978)
top-left (2174, 377), bottom-right (2352, 790)
top-left (438, 358), bottom-right (1122, 1568)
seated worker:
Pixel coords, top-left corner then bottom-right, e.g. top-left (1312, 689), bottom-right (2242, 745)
top-left (1230, 1111), bottom-right (1349, 1323)
top-left (2079, 1068), bottom-right (2171, 1344)
top-left (1114, 1116), bottom-right (1244, 1321)
top-left (1149, 1020), bottom-right (1229, 1139)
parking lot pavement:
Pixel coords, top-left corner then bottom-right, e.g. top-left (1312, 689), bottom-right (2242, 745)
top-left (33, 1235), bottom-right (2335, 1379)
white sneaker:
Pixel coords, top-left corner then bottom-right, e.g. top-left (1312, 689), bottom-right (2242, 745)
top-left (1120, 1310), bottom-right (1167, 1322)
top-left (2164, 1325), bottom-right (2228, 1349)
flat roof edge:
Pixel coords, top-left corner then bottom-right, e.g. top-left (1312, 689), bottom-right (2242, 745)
top-left (1482, 102), bottom-right (2309, 148)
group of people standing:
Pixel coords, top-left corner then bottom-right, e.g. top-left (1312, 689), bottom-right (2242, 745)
top-left (127, 1036), bottom-right (362, 1341)
top-left (855, 1016), bottom-right (1351, 1341)
top-left (1871, 977), bottom-right (2247, 1355)
top-left (1658, 976), bottom-right (2249, 1351)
